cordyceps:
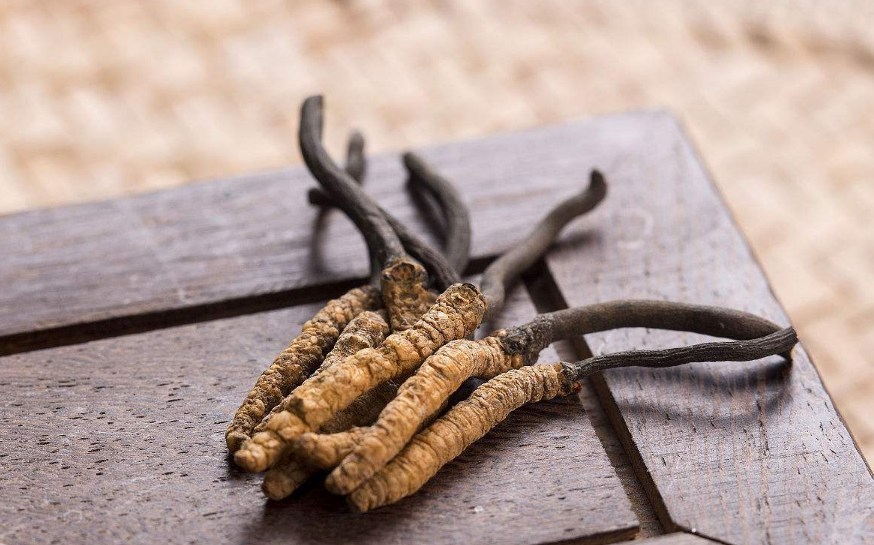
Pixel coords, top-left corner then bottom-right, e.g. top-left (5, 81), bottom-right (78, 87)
top-left (263, 151), bottom-right (473, 500)
top-left (257, 125), bottom-right (470, 498)
top-left (233, 95), bottom-right (481, 473)
top-left (321, 299), bottom-right (788, 494)
top-left (348, 326), bottom-right (798, 512)
top-left (234, 115), bottom-right (610, 474)
top-left (287, 169), bottom-right (605, 493)
top-left (224, 94), bottom-right (798, 516)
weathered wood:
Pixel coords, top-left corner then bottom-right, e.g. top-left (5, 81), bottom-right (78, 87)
top-left (543, 113), bottom-right (874, 544)
top-left (0, 115), bottom-right (642, 351)
top-left (0, 284), bottom-right (637, 545)
top-left (524, 264), bottom-right (665, 538)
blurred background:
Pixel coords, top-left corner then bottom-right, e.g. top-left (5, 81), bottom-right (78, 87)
top-left (0, 1), bottom-right (871, 459)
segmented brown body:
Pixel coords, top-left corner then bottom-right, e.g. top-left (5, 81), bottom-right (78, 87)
top-left (257, 311), bottom-right (392, 500)
top-left (326, 334), bottom-right (526, 494)
top-left (225, 286), bottom-right (381, 452)
top-left (380, 258), bottom-right (437, 332)
top-left (348, 363), bottom-right (575, 512)
top-left (261, 427), bottom-right (369, 500)
top-left (293, 427), bottom-right (370, 470)
top-left (254, 310), bottom-right (390, 434)
top-left (233, 283), bottom-right (486, 472)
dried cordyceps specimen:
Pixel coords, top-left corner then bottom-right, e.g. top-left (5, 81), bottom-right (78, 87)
top-left (348, 327), bottom-right (798, 512)
top-left (225, 285), bottom-right (381, 453)
top-left (322, 174), bottom-right (606, 493)
top-left (402, 152), bottom-right (472, 275)
top-left (232, 96), bottom-right (483, 472)
top-left (325, 299), bottom-right (784, 494)
top-left (245, 168), bottom-right (604, 476)
top-left (233, 282), bottom-right (486, 472)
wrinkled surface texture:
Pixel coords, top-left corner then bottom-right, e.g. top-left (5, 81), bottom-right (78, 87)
top-left (349, 363), bottom-right (576, 512)
top-left (226, 286), bottom-right (381, 452)
top-left (327, 335), bottom-right (526, 494)
top-left (234, 283), bottom-right (486, 472)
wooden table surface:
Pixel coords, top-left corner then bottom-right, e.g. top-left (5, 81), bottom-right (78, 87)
top-left (1, 113), bottom-right (872, 545)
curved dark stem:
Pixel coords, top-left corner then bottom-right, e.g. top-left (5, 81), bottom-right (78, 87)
top-left (306, 131), bottom-right (458, 289)
top-left (307, 193), bottom-right (460, 290)
top-left (565, 327), bottom-right (797, 381)
top-left (310, 131), bottom-right (367, 207)
top-left (299, 95), bottom-right (407, 272)
top-left (480, 170), bottom-right (607, 321)
top-left (500, 300), bottom-right (785, 365)
top-left (403, 152), bottom-right (472, 275)
top-left (306, 130), bottom-right (381, 279)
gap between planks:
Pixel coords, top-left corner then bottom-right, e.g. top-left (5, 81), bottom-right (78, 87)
top-left (0, 255), bottom-right (490, 357)
top-left (523, 259), bottom-right (666, 541)
top-left (524, 260), bottom-right (754, 545)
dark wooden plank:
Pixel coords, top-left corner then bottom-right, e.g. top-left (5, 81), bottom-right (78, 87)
top-left (543, 113), bottom-right (874, 544)
top-left (524, 265), bottom-right (666, 539)
top-left (0, 283), bottom-right (637, 545)
top-left (0, 115), bottom-right (646, 347)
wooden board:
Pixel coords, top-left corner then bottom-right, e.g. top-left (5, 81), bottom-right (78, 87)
top-left (542, 113), bottom-right (874, 544)
top-left (0, 115), bottom-right (643, 350)
top-left (0, 283), bottom-right (637, 545)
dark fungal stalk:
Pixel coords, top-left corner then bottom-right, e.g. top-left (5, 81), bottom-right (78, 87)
top-left (348, 327), bottom-right (798, 512)
top-left (497, 299), bottom-right (786, 365)
top-left (343, 130), bottom-right (367, 183)
top-left (308, 146), bottom-right (471, 279)
top-left (480, 170), bottom-right (606, 322)
top-left (403, 152), bottom-right (472, 275)
top-left (299, 94), bottom-right (440, 332)
top-left (299, 95), bottom-right (406, 271)
top-left (307, 132), bottom-right (460, 290)
top-left (324, 299), bottom-right (785, 494)
top-left (563, 326), bottom-right (797, 377)
top-left (307, 190), bottom-right (460, 291)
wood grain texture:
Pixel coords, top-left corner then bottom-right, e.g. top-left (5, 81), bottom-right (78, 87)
top-left (0, 115), bottom-right (643, 347)
top-left (524, 264), bottom-right (665, 538)
top-left (542, 113), bottom-right (874, 544)
top-left (0, 284), bottom-right (637, 545)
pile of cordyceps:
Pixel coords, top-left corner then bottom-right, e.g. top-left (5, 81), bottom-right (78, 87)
top-left (226, 95), bottom-right (797, 512)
